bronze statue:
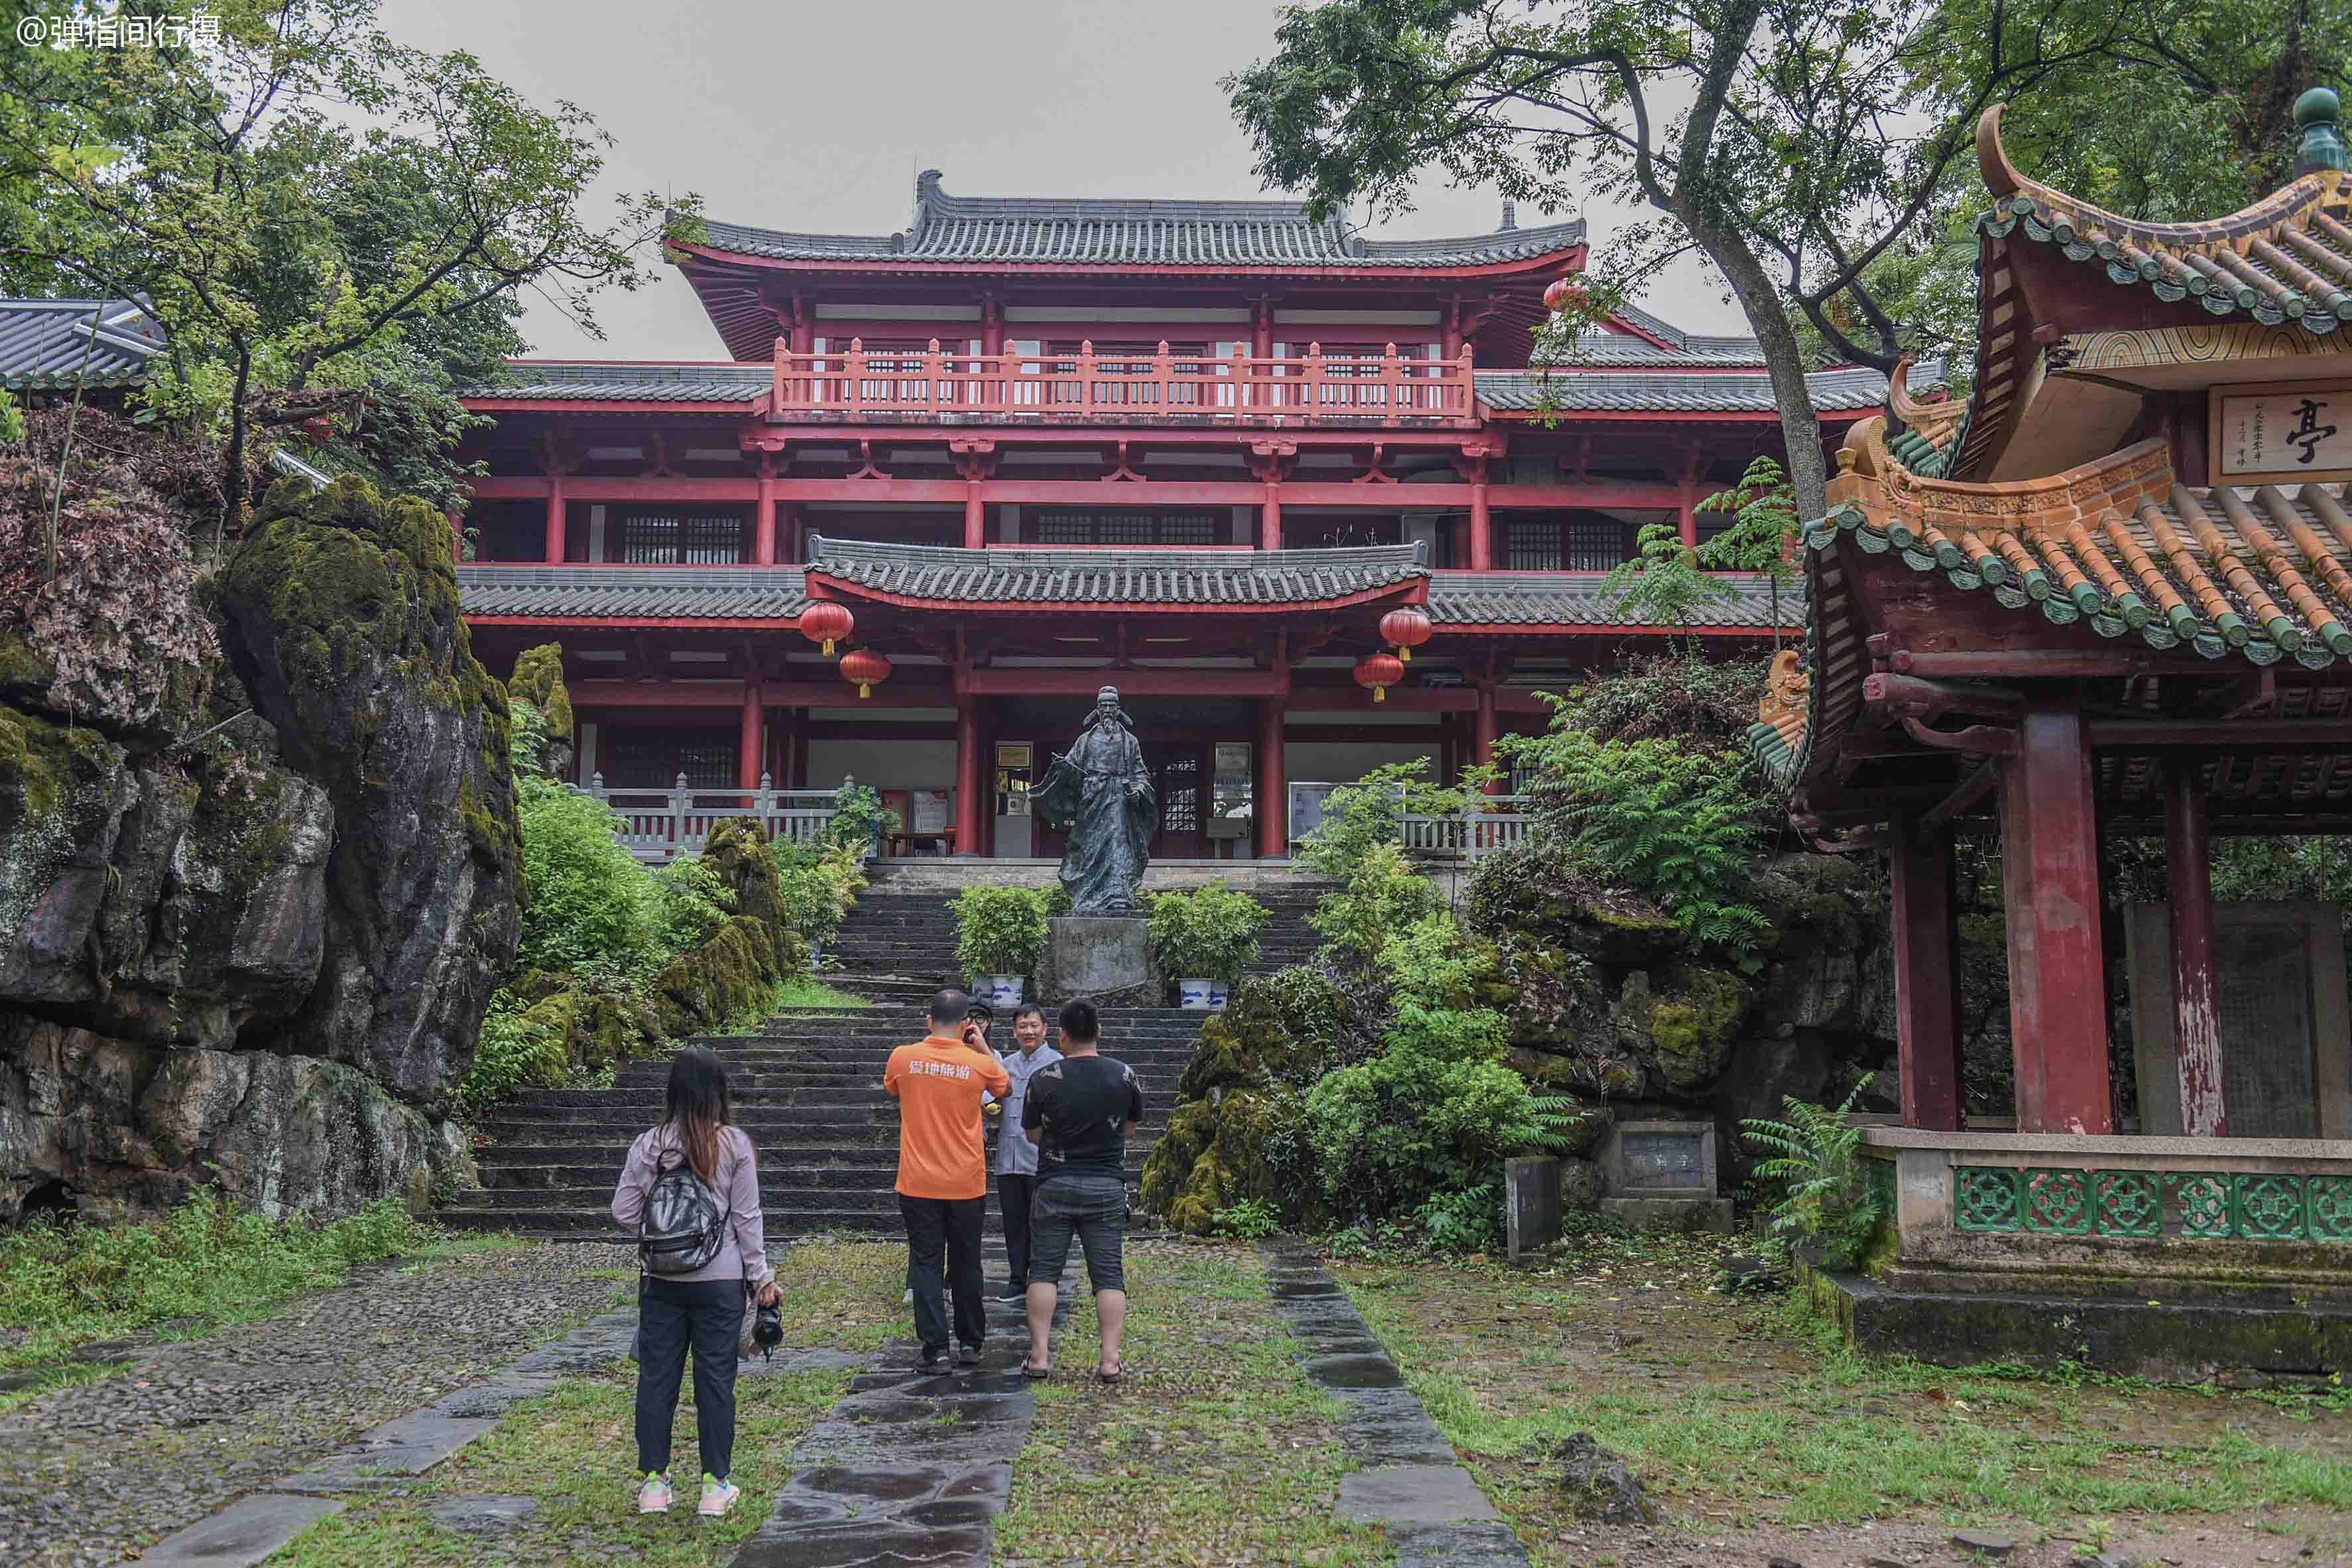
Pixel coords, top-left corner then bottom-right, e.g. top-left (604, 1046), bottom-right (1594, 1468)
top-left (1032, 687), bottom-right (1155, 915)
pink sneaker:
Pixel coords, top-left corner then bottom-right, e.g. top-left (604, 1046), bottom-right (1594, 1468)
top-left (636, 1472), bottom-right (674, 1514)
top-left (698, 1474), bottom-right (741, 1518)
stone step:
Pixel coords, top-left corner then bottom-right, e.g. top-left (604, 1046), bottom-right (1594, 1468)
top-left (480, 1150), bottom-right (1156, 1189)
top-left (436, 1204), bottom-right (1018, 1238)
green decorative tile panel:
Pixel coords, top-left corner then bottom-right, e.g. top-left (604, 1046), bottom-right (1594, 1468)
top-left (2024, 1169), bottom-right (2091, 1234)
top-left (2169, 1173), bottom-right (2235, 1237)
top-left (2235, 1174), bottom-right (2307, 1241)
top-left (2312, 1176), bottom-right (2352, 1242)
top-left (2094, 1170), bottom-right (2163, 1237)
top-left (1953, 1166), bottom-right (2352, 1241)
top-left (1956, 1166), bottom-right (2023, 1231)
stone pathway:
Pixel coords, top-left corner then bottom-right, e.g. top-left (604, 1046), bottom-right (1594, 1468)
top-left (0, 1242), bottom-right (635, 1567)
top-left (1265, 1244), bottom-right (1531, 1568)
top-left (729, 1242), bottom-right (1071, 1568)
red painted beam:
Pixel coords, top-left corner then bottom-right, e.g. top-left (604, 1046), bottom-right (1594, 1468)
top-left (1888, 818), bottom-right (1965, 1131)
top-left (464, 473), bottom-right (1727, 512)
top-left (1996, 704), bottom-right (2114, 1134)
top-left (960, 666), bottom-right (1290, 698)
top-left (572, 680), bottom-right (955, 709)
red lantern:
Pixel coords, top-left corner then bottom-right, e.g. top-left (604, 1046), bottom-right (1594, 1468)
top-left (840, 648), bottom-right (892, 700)
top-left (1379, 605), bottom-right (1433, 663)
top-left (1542, 276), bottom-right (1587, 315)
top-left (801, 601), bottom-right (854, 657)
top-left (1353, 651), bottom-right (1405, 703)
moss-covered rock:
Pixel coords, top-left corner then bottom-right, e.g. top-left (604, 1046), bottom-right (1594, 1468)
top-left (1144, 1087), bottom-right (1308, 1235)
top-left (1174, 968), bottom-right (1344, 1099)
top-left (508, 643), bottom-right (574, 777)
top-left (1618, 967), bottom-right (1752, 1092)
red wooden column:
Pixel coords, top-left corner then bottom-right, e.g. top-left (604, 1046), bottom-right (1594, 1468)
top-left (955, 694), bottom-right (983, 857)
top-left (963, 480), bottom-right (986, 550)
top-left (1468, 475), bottom-right (1493, 572)
top-left (1996, 702), bottom-right (2114, 1134)
top-left (542, 470), bottom-right (566, 564)
top-left (737, 677), bottom-right (765, 795)
top-left (446, 510), bottom-right (463, 564)
top-left (1676, 445), bottom-right (1701, 548)
top-left (1473, 684), bottom-right (1500, 793)
top-left (1255, 698), bottom-right (1287, 859)
top-left (1888, 817), bottom-right (1966, 1130)
top-left (755, 458), bottom-right (779, 565)
top-left (2165, 763), bottom-right (2227, 1135)
top-left (1259, 481), bottom-right (1283, 551)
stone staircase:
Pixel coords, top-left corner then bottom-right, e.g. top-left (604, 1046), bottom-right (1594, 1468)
top-left (438, 864), bottom-right (1334, 1241)
top-left (439, 1006), bottom-right (1206, 1240)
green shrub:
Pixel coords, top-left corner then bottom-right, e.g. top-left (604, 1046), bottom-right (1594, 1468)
top-left (1509, 724), bottom-right (1772, 963)
top-left (1210, 1196), bottom-right (1282, 1240)
top-left (456, 988), bottom-right (569, 1109)
top-left (514, 775), bottom-right (657, 975)
top-left (1297, 759), bottom-right (1499, 882)
top-left (770, 836), bottom-right (866, 947)
top-left (1310, 840), bottom-right (1439, 963)
top-left (827, 781), bottom-right (898, 853)
top-left (1146, 882), bottom-right (1269, 982)
top-left (951, 884), bottom-right (1049, 980)
top-left (652, 853), bottom-right (735, 957)
top-left (1741, 1085), bottom-right (1887, 1271)
top-left (508, 697), bottom-right (551, 778)
top-left (1412, 1182), bottom-right (1504, 1254)
top-left (1303, 1050), bottom-right (1545, 1223)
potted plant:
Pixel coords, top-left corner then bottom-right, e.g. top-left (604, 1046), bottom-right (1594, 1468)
top-left (951, 886), bottom-right (1048, 1006)
top-left (1146, 882), bottom-right (1269, 1009)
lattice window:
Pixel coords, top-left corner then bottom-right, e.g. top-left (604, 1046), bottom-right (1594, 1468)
top-left (2311, 1176), bottom-right (2352, 1241)
top-left (620, 512), bottom-right (744, 565)
top-left (2093, 1170), bottom-right (2162, 1237)
top-left (1954, 1166), bottom-right (2022, 1231)
top-left (1565, 518), bottom-right (1628, 570)
top-left (1031, 510), bottom-right (1217, 546)
top-left (1158, 754), bottom-right (1200, 834)
top-left (610, 734), bottom-right (737, 790)
top-left (2023, 1168), bottom-right (2090, 1234)
top-left (1505, 520), bottom-right (1561, 571)
top-left (2236, 1174), bottom-right (2307, 1239)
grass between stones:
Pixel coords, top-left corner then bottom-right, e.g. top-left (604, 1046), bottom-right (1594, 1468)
top-left (0, 1194), bottom-right (522, 1379)
top-left (993, 1239), bottom-right (1390, 1567)
top-left (1334, 1228), bottom-right (2352, 1563)
top-left (269, 1239), bottom-right (912, 1566)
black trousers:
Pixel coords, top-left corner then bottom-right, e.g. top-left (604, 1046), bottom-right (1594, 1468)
top-left (634, 1277), bottom-right (744, 1480)
top-left (900, 1193), bottom-right (986, 1355)
top-left (998, 1173), bottom-right (1040, 1291)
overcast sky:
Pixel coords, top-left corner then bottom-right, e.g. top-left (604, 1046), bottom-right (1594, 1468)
top-left (376, 0), bottom-right (1748, 360)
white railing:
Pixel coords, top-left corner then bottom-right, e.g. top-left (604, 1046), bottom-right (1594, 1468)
top-left (1401, 794), bottom-right (1533, 862)
top-left (575, 774), bottom-right (844, 864)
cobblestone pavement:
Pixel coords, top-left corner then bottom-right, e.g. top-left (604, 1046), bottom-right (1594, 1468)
top-left (0, 1241), bottom-right (634, 1567)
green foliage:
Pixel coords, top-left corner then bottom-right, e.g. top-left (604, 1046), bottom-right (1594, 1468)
top-left (651, 853), bottom-right (735, 957)
top-left (1696, 456), bottom-right (1799, 649)
top-left (1296, 758), bottom-right (1494, 881)
top-left (1603, 522), bottom-right (1740, 643)
top-left (1310, 840), bottom-right (1440, 964)
top-left (950, 885), bottom-right (1050, 980)
top-left (826, 781), bottom-right (898, 854)
top-left (0, 1190), bottom-right (441, 1370)
top-left (1209, 1197), bottom-right (1282, 1240)
top-left (1543, 655), bottom-right (1772, 750)
top-left (455, 987), bottom-right (569, 1110)
top-left (0, 388), bottom-right (22, 445)
top-left (0, 0), bottom-right (702, 513)
top-left (1146, 882), bottom-right (1270, 982)
top-left (514, 775), bottom-right (657, 976)
top-left (507, 643), bottom-right (573, 740)
top-left (507, 697), bottom-right (550, 779)
top-left (1509, 718), bottom-right (1772, 963)
top-left (768, 836), bottom-right (867, 949)
top-left (1411, 1183), bottom-right (1505, 1255)
top-left (1741, 1087), bottom-right (1887, 1272)
top-left (1303, 1050), bottom-right (1545, 1224)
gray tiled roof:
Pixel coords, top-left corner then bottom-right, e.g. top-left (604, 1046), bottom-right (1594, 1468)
top-left (1559, 331), bottom-right (1769, 368)
top-left (471, 362), bottom-right (771, 402)
top-left (692, 171), bottom-right (1585, 270)
top-left (1427, 572), bottom-right (1801, 629)
top-left (806, 536), bottom-right (1429, 604)
top-left (0, 298), bottom-right (163, 388)
top-left (458, 565), bottom-right (809, 620)
top-left (1475, 364), bottom-right (1898, 414)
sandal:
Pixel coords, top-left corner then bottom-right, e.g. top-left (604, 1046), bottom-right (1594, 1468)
top-left (1097, 1364), bottom-right (1123, 1384)
top-left (1020, 1357), bottom-right (1052, 1379)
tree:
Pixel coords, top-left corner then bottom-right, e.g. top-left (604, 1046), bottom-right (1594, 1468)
top-left (1695, 455), bottom-right (1798, 651)
top-left (0, 0), bottom-right (700, 524)
top-left (1227, 0), bottom-right (2120, 517)
top-left (1602, 522), bottom-right (1736, 651)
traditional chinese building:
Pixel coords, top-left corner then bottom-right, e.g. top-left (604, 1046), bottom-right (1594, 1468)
top-left (1757, 90), bottom-right (2352, 1373)
top-left (447, 171), bottom-right (1893, 860)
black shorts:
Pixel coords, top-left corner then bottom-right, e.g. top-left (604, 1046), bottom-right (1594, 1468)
top-left (1026, 1172), bottom-right (1127, 1294)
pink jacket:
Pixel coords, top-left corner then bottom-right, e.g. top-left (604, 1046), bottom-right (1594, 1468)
top-left (611, 1123), bottom-right (773, 1285)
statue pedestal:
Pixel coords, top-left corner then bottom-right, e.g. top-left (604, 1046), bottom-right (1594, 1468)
top-left (1041, 917), bottom-right (1157, 1006)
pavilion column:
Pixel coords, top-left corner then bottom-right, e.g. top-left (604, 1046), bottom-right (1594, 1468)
top-left (542, 472), bottom-right (566, 564)
top-left (755, 465), bottom-right (779, 564)
top-left (447, 510), bottom-right (463, 564)
top-left (1996, 703), bottom-right (2114, 1134)
top-left (1468, 478), bottom-right (1492, 572)
top-left (1255, 698), bottom-right (1287, 860)
top-left (1888, 816), bottom-right (1966, 1131)
top-left (963, 481), bottom-right (986, 550)
top-left (1473, 684), bottom-right (1500, 793)
top-left (1260, 482), bottom-right (1283, 551)
top-left (955, 695), bottom-right (983, 857)
top-left (1677, 483), bottom-right (1699, 549)
top-left (2165, 763), bottom-right (2227, 1135)
top-left (737, 678), bottom-right (765, 795)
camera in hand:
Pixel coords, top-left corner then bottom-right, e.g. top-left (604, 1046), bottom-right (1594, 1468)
top-left (753, 1299), bottom-right (783, 1360)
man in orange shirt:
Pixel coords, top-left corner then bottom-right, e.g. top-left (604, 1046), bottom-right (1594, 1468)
top-left (884, 988), bottom-right (1011, 1371)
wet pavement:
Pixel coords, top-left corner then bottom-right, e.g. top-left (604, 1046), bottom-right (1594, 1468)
top-left (1267, 1244), bottom-right (1531, 1568)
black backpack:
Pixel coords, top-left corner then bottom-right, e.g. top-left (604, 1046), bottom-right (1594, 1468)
top-left (638, 1138), bottom-right (726, 1277)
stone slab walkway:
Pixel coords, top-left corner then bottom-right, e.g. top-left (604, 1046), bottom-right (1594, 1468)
top-left (0, 1242), bottom-right (636, 1567)
top-left (1265, 1244), bottom-right (1531, 1568)
top-left (730, 1241), bottom-right (1070, 1568)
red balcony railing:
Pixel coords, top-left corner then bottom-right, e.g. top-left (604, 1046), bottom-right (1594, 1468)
top-left (767, 339), bottom-right (1478, 426)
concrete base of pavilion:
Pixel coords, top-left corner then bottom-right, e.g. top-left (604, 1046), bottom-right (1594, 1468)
top-left (1808, 1129), bottom-right (2352, 1381)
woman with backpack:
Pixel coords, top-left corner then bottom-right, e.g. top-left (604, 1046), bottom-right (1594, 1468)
top-left (611, 1043), bottom-right (780, 1520)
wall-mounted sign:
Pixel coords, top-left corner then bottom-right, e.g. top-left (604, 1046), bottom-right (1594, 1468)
top-left (2211, 380), bottom-right (2352, 484)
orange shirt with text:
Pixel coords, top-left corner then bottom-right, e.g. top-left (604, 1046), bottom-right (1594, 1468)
top-left (884, 1035), bottom-right (1012, 1200)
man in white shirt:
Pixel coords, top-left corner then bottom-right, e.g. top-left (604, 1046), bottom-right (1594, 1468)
top-left (989, 1002), bottom-right (1061, 1302)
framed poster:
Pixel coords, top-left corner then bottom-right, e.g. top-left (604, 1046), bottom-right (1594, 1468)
top-left (2209, 380), bottom-right (2352, 484)
top-left (909, 789), bottom-right (951, 834)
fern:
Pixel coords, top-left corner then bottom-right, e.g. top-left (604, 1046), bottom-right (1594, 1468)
top-left (1740, 1085), bottom-right (1885, 1271)
top-left (1529, 1094), bottom-right (1593, 1154)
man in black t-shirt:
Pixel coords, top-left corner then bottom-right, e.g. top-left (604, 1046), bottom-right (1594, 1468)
top-left (1019, 997), bottom-right (1144, 1382)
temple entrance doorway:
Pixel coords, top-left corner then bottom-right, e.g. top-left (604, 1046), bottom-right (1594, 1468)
top-left (992, 693), bottom-right (1255, 861)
